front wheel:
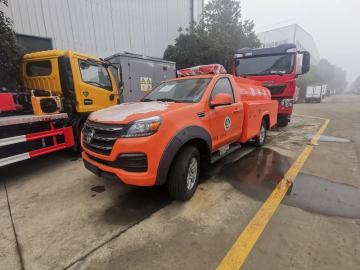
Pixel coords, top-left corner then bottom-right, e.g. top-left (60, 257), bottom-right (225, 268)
top-left (254, 120), bottom-right (267, 147)
top-left (277, 115), bottom-right (289, 127)
top-left (167, 146), bottom-right (200, 201)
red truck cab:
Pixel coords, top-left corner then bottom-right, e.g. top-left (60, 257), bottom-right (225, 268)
top-left (233, 44), bottom-right (310, 126)
top-left (82, 64), bottom-right (277, 200)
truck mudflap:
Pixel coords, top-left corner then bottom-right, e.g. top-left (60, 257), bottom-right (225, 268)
top-left (0, 121), bottom-right (74, 167)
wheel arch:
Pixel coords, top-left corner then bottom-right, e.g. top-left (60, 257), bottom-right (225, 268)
top-left (155, 126), bottom-right (212, 185)
top-left (262, 113), bottom-right (270, 130)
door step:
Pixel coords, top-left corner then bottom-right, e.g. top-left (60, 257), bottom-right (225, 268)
top-left (211, 143), bottom-right (241, 164)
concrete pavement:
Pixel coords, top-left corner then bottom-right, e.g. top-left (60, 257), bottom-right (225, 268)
top-left (1, 94), bottom-right (359, 270)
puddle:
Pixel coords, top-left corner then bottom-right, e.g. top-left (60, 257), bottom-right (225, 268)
top-left (305, 134), bottom-right (350, 143)
top-left (221, 148), bottom-right (291, 201)
top-left (103, 187), bottom-right (172, 225)
top-left (286, 174), bottom-right (360, 219)
top-left (91, 185), bottom-right (105, 193)
top-left (221, 148), bottom-right (360, 219)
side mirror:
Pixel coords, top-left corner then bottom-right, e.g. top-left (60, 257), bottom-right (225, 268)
top-left (116, 64), bottom-right (124, 95)
top-left (301, 51), bottom-right (311, 74)
top-left (210, 93), bottom-right (233, 108)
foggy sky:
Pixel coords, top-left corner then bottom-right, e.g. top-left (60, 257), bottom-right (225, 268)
top-left (206, 0), bottom-right (360, 83)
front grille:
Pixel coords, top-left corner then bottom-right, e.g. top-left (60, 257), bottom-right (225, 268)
top-left (82, 120), bottom-right (126, 155)
top-left (88, 153), bottom-right (148, 172)
top-left (264, 84), bottom-right (286, 95)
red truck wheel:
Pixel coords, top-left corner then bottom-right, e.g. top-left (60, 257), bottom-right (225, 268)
top-left (277, 115), bottom-right (289, 127)
top-left (167, 146), bottom-right (200, 201)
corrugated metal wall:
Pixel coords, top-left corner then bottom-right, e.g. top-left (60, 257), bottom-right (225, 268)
top-left (3, 0), bottom-right (203, 58)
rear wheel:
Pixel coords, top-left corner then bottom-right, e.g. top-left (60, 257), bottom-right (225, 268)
top-left (167, 146), bottom-right (200, 201)
top-left (254, 120), bottom-right (267, 147)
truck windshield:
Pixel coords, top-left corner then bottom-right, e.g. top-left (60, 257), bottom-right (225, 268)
top-left (143, 78), bottom-right (211, 103)
top-left (235, 53), bottom-right (295, 76)
top-left (79, 60), bottom-right (112, 91)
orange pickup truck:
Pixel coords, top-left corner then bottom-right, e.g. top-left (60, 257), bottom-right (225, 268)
top-left (82, 64), bottom-right (278, 200)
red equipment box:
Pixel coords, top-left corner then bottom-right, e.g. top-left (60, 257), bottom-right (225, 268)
top-left (0, 93), bottom-right (16, 112)
top-left (177, 64), bottom-right (227, 77)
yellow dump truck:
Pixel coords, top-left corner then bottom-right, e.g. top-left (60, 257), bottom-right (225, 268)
top-left (0, 50), bottom-right (122, 166)
top-left (22, 50), bottom-right (123, 150)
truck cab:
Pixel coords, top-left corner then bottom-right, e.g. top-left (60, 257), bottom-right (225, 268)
top-left (21, 50), bottom-right (121, 114)
top-left (82, 64), bottom-right (277, 201)
top-left (233, 43), bottom-right (310, 126)
top-left (21, 50), bottom-right (122, 149)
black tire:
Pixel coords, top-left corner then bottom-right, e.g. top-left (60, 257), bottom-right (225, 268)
top-left (167, 146), bottom-right (200, 201)
top-left (73, 122), bottom-right (84, 153)
top-left (254, 120), bottom-right (267, 147)
top-left (277, 115), bottom-right (289, 127)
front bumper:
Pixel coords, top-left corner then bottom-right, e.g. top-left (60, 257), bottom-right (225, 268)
top-left (82, 151), bottom-right (158, 186)
top-left (81, 130), bottom-right (167, 186)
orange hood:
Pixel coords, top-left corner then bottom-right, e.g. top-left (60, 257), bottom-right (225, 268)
top-left (88, 101), bottom-right (192, 124)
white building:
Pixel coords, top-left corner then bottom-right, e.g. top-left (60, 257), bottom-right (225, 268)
top-left (257, 24), bottom-right (320, 64)
top-left (2, 0), bottom-right (204, 58)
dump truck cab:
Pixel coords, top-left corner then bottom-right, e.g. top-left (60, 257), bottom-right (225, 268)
top-left (21, 50), bottom-right (122, 150)
top-left (233, 44), bottom-right (310, 126)
top-left (21, 50), bottom-right (121, 115)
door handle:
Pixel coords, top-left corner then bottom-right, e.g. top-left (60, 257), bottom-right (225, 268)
top-left (233, 109), bottom-right (241, 113)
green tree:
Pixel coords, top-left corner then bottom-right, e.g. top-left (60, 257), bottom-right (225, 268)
top-left (164, 0), bottom-right (260, 71)
top-left (0, 0), bottom-right (21, 88)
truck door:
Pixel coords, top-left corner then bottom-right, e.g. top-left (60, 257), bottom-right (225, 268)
top-left (209, 77), bottom-right (243, 150)
top-left (75, 57), bottom-right (118, 113)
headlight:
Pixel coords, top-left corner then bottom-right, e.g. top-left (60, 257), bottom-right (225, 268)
top-left (279, 98), bottom-right (294, 108)
top-left (122, 116), bottom-right (162, 137)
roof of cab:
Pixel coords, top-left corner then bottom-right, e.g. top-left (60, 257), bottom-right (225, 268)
top-left (22, 49), bottom-right (101, 61)
top-left (236, 43), bottom-right (296, 56)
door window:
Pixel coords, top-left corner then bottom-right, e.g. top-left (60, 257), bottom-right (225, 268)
top-left (210, 78), bottom-right (235, 102)
top-left (79, 60), bottom-right (112, 91)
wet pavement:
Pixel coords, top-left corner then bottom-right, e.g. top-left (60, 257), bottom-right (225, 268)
top-left (1, 95), bottom-right (360, 270)
top-left (286, 173), bottom-right (360, 219)
top-left (305, 134), bottom-right (351, 143)
top-left (217, 147), bottom-right (360, 219)
top-left (221, 148), bottom-right (291, 201)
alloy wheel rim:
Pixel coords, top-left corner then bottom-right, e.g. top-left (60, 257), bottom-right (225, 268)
top-left (186, 157), bottom-right (198, 190)
top-left (260, 125), bottom-right (266, 143)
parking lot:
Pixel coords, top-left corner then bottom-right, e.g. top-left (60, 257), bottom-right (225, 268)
top-left (1, 94), bottom-right (360, 270)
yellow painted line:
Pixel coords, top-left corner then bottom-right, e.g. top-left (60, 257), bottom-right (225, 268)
top-left (216, 118), bottom-right (330, 270)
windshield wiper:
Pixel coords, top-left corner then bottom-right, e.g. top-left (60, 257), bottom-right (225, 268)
top-left (142, 98), bottom-right (154, 102)
top-left (85, 81), bottom-right (103, 87)
top-left (156, 98), bottom-right (178, 102)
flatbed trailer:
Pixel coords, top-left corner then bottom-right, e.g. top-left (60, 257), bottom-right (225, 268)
top-left (0, 113), bottom-right (74, 167)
